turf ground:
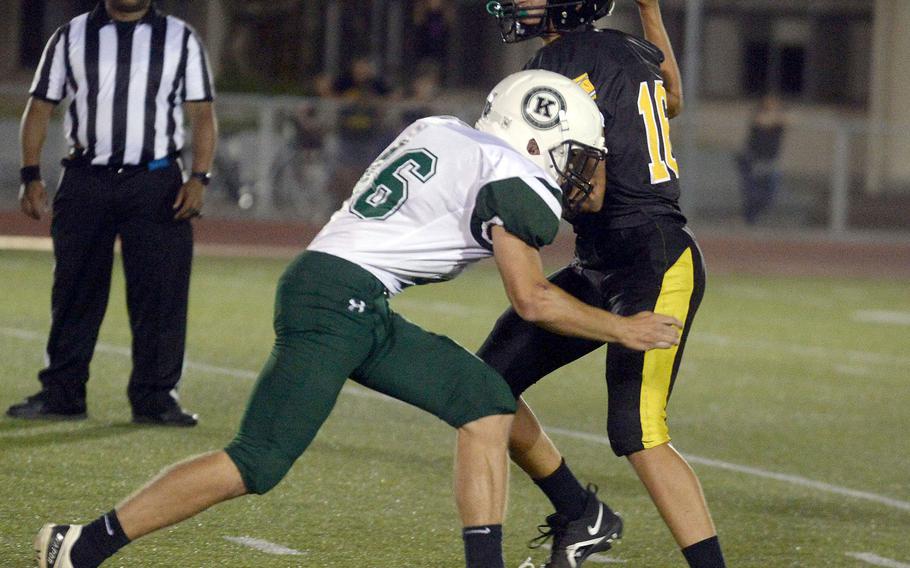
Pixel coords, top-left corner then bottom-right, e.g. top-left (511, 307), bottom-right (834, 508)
top-left (1, 249), bottom-right (909, 567)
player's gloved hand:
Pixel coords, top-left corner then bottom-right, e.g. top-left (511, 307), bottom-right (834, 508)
top-left (619, 311), bottom-right (682, 351)
top-left (19, 180), bottom-right (48, 220)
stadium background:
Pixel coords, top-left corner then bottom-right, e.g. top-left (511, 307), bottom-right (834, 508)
top-left (0, 1), bottom-right (908, 567)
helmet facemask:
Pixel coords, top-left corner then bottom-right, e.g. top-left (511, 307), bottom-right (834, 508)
top-left (549, 139), bottom-right (606, 214)
top-left (486, 0), bottom-right (615, 43)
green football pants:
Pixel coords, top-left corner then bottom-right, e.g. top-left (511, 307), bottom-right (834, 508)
top-left (225, 251), bottom-right (515, 494)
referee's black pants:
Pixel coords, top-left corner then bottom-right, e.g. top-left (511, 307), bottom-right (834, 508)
top-left (38, 161), bottom-right (193, 415)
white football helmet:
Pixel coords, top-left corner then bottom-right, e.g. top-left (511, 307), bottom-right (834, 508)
top-left (476, 69), bottom-right (606, 210)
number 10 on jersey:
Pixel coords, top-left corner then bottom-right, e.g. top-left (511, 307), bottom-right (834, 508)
top-left (638, 80), bottom-right (679, 184)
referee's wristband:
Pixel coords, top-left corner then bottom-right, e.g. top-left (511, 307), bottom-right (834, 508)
top-left (20, 165), bottom-right (42, 185)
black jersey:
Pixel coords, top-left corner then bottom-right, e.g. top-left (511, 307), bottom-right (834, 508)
top-left (524, 29), bottom-right (686, 233)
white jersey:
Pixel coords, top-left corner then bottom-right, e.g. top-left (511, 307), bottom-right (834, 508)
top-left (308, 117), bottom-right (563, 295)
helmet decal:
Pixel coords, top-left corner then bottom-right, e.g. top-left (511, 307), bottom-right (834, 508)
top-left (521, 87), bottom-right (566, 130)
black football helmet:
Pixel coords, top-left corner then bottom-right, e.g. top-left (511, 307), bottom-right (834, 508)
top-left (486, 0), bottom-right (615, 43)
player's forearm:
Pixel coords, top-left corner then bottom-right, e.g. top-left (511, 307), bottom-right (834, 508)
top-left (20, 98), bottom-right (54, 167)
top-left (515, 282), bottom-right (626, 343)
top-left (638, 2), bottom-right (683, 117)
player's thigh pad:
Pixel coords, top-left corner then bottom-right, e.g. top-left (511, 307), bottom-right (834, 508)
top-left (226, 251), bottom-right (384, 494)
top-left (355, 312), bottom-right (517, 428)
top-left (606, 224), bottom-right (706, 456)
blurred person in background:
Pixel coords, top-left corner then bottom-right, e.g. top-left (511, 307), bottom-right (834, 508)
top-left (413, 0), bottom-right (455, 81)
top-left (399, 60), bottom-right (444, 127)
top-left (484, 1), bottom-right (726, 566)
top-left (267, 103), bottom-right (334, 222)
top-left (326, 55), bottom-right (394, 99)
top-left (9, 0), bottom-right (216, 427)
top-left (737, 94), bottom-right (787, 225)
top-left (319, 56), bottom-right (396, 210)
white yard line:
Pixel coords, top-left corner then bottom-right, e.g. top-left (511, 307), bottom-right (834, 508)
top-left (545, 426), bottom-right (910, 513)
top-left (694, 332), bottom-right (910, 368)
top-left (846, 552), bottom-right (910, 568)
top-left (0, 236), bottom-right (53, 251)
top-left (223, 536), bottom-right (304, 556)
top-left (0, 422), bottom-right (90, 438)
top-left (834, 364), bottom-right (873, 377)
top-left (853, 310), bottom-right (910, 326)
top-left (3, 326), bottom-right (910, 515)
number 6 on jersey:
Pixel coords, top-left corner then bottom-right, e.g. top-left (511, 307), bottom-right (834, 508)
top-left (351, 149), bottom-right (439, 219)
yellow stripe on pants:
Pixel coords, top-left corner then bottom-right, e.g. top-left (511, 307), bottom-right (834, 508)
top-left (640, 247), bottom-right (695, 448)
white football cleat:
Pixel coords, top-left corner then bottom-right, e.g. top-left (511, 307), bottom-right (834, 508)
top-left (35, 524), bottom-right (82, 568)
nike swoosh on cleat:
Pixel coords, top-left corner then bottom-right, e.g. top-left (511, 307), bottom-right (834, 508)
top-left (586, 504), bottom-right (604, 536)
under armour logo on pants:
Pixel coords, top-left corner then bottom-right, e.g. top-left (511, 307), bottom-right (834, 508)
top-left (348, 299), bottom-right (366, 313)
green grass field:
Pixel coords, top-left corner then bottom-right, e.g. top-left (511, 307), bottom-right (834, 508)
top-left (1, 249), bottom-right (909, 567)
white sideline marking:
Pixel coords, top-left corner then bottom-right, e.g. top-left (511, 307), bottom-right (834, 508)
top-left (853, 310), bottom-right (910, 326)
top-left (0, 236), bottom-right (53, 251)
top-left (694, 332), bottom-right (910, 368)
top-left (834, 364), bottom-right (872, 377)
top-left (3, 326), bottom-right (910, 514)
top-left (545, 427), bottom-right (910, 513)
top-left (846, 552), bottom-right (910, 568)
top-left (224, 536), bottom-right (304, 556)
top-left (0, 423), bottom-right (88, 438)
top-left (6, 325), bottom-right (909, 372)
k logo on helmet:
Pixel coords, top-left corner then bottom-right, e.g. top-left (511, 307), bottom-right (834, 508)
top-left (521, 87), bottom-right (566, 130)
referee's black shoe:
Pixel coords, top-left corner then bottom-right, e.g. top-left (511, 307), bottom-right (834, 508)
top-left (6, 390), bottom-right (87, 421)
top-left (132, 403), bottom-right (198, 427)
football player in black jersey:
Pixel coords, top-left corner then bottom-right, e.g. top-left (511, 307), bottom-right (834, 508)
top-left (482, 1), bottom-right (725, 567)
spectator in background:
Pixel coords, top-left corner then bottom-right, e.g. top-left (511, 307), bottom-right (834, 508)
top-left (400, 61), bottom-right (443, 127)
top-left (737, 94), bottom-right (788, 225)
top-left (413, 0), bottom-right (455, 79)
top-left (329, 56), bottom-right (393, 99)
top-left (318, 57), bottom-right (395, 210)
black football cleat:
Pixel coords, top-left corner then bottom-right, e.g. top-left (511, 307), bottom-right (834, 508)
top-left (7, 391), bottom-right (87, 421)
top-left (530, 485), bottom-right (623, 568)
top-left (35, 523), bottom-right (81, 568)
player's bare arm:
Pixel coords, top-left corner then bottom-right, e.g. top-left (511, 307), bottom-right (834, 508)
top-left (18, 97), bottom-right (54, 220)
top-left (491, 225), bottom-right (681, 350)
top-left (636, 0), bottom-right (683, 117)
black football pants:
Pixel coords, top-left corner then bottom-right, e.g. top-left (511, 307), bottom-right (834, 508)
top-left (38, 162), bottom-right (192, 415)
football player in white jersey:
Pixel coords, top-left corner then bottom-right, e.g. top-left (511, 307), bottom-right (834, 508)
top-left (34, 70), bottom-right (682, 568)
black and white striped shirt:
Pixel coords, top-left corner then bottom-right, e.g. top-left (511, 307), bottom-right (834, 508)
top-left (29, 3), bottom-right (215, 167)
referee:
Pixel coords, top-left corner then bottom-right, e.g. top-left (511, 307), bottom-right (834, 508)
top-left (8, 0), bottom-right (217, 426)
